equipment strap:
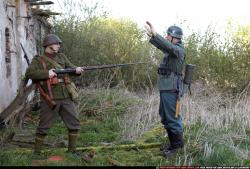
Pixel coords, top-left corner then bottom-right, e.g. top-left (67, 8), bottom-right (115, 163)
top-left (34, 56), bottom-right (57, 109)
top-left (39, 57), bottom-right (54, 100)
top-left (36, 83), bottom-right (56, 109)
top-left (41, 55), bottom-right (64, 69)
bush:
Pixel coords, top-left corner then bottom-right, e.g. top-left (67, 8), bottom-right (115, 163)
top-left (184, 24), bottom-right (250, 93)
top-left (53, 10), bottom-right (157, 90)
top-left (51, 2), bottom-right (249, 93)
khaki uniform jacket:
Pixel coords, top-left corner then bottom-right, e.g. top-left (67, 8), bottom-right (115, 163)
top-left (25, 53), bottom-right (78, 100)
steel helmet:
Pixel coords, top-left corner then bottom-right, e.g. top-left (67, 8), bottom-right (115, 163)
top-left (42, 34), bottom-right (62, 47)
top-left (167, 25), bottom-right (183, 39)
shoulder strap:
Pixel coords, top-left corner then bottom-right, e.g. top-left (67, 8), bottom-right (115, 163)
top-left (38, 56), bottom-right (54, 101)
top-left (39, 56), bottom-right (48, 70)
top-left (41, 54), bottom-right (63, 69)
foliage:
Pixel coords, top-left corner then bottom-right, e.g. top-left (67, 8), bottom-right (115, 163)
top-left (49, 2), bottom-right (250, 93)
top-left (184, 24), bottom-right (250, 93)
top-left (53, 12), bottom-right (157, 90)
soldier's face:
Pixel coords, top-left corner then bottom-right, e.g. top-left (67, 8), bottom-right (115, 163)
top-left (47, 43), bottom-right (61, 54)
top-left (172, 38), bottom-right (180, 44)
top-left (165, 35), bottom-right (179, 44)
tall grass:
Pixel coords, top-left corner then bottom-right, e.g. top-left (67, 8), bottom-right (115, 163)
top-left (118, 88), bottom-right (160, 140)
top-left (114, 82), bottom-right (249, 165)
top-left (0, 83), bottom-right (248, 166)
top-left (181, 82), bottom-right (250, 165)
top-left (182, 82), bottom-right (250, 129)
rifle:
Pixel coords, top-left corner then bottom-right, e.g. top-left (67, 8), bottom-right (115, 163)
top-left (20, 43), bottom-right (30, 65)
top-left (53, 62), bottom-right (148, 74)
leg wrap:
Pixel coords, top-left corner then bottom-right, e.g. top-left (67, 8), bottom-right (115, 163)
top-left (68, 130), bottom-right (79, 152)
top-left (34, 133), bottom-right (46, 154)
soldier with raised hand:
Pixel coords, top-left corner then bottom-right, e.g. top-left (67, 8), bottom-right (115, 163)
top-left (25, 34), bottom-right (84, 155)
top-left (145, 21), bottom-right (185, 157)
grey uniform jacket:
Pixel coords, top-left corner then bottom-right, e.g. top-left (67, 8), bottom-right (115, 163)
top-left (150, 33), bottom-right (185, 92)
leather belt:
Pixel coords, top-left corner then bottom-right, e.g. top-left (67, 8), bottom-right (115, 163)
top-left (157, 68), bottom-right (182, 76)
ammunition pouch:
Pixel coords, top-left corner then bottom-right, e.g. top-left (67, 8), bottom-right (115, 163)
top-left (49, 75), bottom-right (71, 85)
top-left (63, 75), bottom-right (70, 84)
top-left (66, 82), bottom-right (79, 102)
top-left (49, 77), bottom-right (59, 85)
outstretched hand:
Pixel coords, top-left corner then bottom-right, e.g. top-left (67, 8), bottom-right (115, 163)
top-left (145, 21), bottom-right (156, 37)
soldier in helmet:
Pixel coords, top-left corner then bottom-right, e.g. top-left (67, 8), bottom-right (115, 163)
top-left (25, 34), bottom-right (84, 155)
top-left (145, 21), bottom-right (185, 157)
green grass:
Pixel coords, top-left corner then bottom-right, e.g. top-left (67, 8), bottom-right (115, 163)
top-left (1, 121), bottom-right (249, 166)
top-left (0, 88), bottom-right (249, 166)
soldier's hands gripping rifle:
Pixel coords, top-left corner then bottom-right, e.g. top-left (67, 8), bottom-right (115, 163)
top-left (53, 62), bottom-right (148, 74)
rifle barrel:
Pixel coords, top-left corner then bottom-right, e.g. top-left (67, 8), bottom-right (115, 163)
top-left (54, 62), bottom-right (147, 74)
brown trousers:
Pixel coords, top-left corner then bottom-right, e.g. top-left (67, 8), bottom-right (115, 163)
top-left (36, 98), bottom-right (80, 135)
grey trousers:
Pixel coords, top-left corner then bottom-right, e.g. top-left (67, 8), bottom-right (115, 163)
top-left (36, 98), bottom-right (80, 135)
top-left (159, 90), bottom-right (183, 134)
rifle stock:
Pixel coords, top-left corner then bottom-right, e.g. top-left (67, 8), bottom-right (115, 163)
top-left (53, 62), bottom-right (147, 74)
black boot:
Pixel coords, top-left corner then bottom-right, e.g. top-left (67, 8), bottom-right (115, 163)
top-left (160, 142), bottom-right (168, 152)
top-left (160, 129), bottom-right (174, 152)
top-left (162, 132), bottom-right (184, 158)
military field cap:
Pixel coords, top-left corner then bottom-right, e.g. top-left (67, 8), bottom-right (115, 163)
top-left (167, 25), bottom-right (183, 39)
top-left (43, 34), bottom-right (62, 47)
